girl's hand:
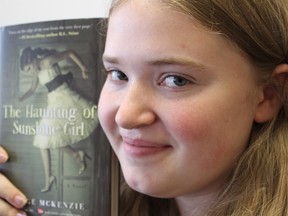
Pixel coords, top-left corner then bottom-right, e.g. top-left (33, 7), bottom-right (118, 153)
top-left (0, 146), bottom-right (28, 216)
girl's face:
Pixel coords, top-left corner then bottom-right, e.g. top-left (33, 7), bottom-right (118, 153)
top-left (99, 1), bottom-right (264, 199)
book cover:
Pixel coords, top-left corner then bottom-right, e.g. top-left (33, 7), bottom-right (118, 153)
top-left (0, 18), bottom-right (118, 216)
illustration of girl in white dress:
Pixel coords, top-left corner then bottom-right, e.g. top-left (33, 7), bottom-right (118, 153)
top-left (19, 47), bottom-right (98, 192)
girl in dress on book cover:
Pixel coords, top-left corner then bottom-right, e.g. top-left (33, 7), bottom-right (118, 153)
top-left (18, 46), bottom-right (98, 193)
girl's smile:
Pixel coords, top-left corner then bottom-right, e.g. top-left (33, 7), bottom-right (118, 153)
top-left (121, 135), bottom-right (172, 157)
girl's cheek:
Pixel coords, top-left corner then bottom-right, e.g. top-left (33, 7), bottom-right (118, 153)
top-left (166, 110), bottom-right (210, 143)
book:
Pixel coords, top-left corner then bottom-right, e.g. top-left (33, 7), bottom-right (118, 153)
top-left (0, 18), bottom-right (119, 216)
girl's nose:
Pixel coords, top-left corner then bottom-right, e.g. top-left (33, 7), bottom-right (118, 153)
top-left (115, 86), bottom-right (156, 129)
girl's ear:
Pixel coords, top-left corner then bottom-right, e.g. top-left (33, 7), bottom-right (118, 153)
top-left (254, 64), bottom-right (288, 123)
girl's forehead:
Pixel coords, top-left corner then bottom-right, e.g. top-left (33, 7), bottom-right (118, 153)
top-left (107, 1), bottom-right (232, 49)
top-left (110, 0), bottom-right (179, 17)
top-left (108, 0), bottom-right (252, 71)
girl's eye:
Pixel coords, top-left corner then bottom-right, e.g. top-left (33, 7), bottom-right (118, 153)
top-left (110, 70), bottom-right (128, 81)
top-left (161, 75), bottom-right (190, 87)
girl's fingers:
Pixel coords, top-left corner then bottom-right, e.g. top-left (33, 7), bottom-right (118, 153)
top-left (0, 146), bottom-right (8, 163)
top-left (0, 174), bottom-right (28, 209)
top-left (0, 199), bottom-right (27, 216)
top-left (0, 146), bottom-right (27, 215)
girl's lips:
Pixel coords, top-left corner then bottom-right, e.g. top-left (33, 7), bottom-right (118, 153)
top-left (122, 137), bottom-right (171, 156)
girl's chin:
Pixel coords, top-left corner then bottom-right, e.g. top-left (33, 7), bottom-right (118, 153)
top-left (124, 174), bottom-right (174, 198)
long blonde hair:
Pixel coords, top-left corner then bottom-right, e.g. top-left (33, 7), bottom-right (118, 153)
top-left (109, 0), bottom-right (288, 215)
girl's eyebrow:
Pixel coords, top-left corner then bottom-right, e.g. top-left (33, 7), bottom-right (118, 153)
top-left (147, 57), bottom-right (206, 70)
top-left (102, 55), bottom-right (207, 72)
top-left (102, 55), bottom-right (119, 64)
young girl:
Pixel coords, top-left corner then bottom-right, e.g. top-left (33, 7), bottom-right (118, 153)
top-left (1, 0), bottom-right (288, 215)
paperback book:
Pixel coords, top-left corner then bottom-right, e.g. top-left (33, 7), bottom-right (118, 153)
top-left (0, 18), bottom-right (119, 216)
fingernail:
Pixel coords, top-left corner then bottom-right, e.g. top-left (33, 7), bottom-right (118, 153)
top-left (14, 195), bottom-right (27, 207)
top-left (16, 212), bottom-right (27, 216)
top-left (0, 153), bottom-right (8, 162)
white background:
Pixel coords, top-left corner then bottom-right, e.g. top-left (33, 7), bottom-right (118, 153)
top-left (0, 0), bottom-right (112, 27)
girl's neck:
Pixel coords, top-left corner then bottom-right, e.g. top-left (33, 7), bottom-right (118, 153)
top-left (175, 190), bottom-right (219, 216)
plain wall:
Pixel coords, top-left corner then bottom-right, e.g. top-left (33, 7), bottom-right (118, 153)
top-left (0, 0), bottom-right (111, 27)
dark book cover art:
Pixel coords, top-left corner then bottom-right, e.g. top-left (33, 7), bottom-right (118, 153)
top-left (0, 18), bottom-right (118, 216)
